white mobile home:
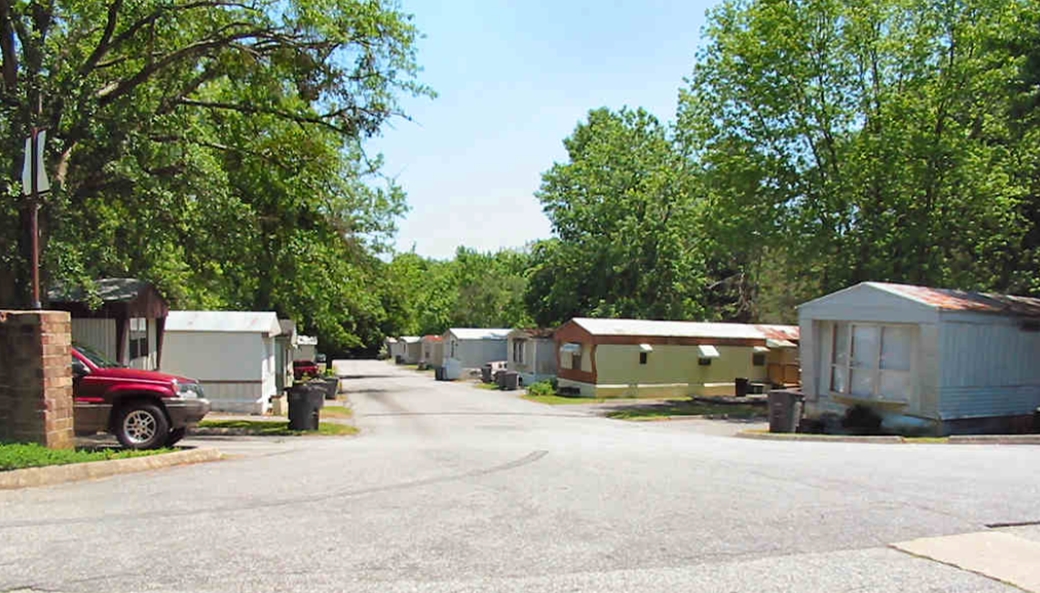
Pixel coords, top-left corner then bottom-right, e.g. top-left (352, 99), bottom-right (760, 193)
top-left (444, 328), bottom-right (511, 375)
top-left (799, 282), bottom-right (1040, 435)
top-left (398, 336), bottom-right (421, 364)
top-left (297, 334), bottom-right (318, 361)
top-left (275, 319), bottom-right (299, 393)
top-left (506, 328), bottom-right (557, 386)
top-left (162, 311), bottom-right (281, 414)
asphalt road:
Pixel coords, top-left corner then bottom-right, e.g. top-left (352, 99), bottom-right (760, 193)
top-left (1, 360), bottom-right (1039, 592)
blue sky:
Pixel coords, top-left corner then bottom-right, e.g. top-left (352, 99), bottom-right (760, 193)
top-left (369, 0), bottom-right (719, 259)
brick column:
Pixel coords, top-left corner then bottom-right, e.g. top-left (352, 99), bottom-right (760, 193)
top-left (0, 310), bottom-right (74, 449)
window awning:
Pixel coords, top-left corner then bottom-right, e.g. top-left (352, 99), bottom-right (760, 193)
top-left (560, 342), bottom-right (582, 354)
top-left (766, 338), bottom-right (796, 349)
top-left (639, 343), bottom-right (654, 352)
top-left (753, 346), bottom-right (770, 353)
top-left (697, 345), bottom-right (721, 359)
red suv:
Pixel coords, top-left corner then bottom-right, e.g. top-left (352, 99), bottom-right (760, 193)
top-left (72, 344), bottom-right (211, 449)
top-left (292, 359), bottom-right (320, 380)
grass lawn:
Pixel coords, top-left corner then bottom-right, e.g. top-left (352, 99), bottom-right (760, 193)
top-left (0, 443), bottom-right (172, 472)
top-left (196, 420), bottom-right (357, 436)
top-left (319, 405), bottom-right (354, 419)
top-left (606, 400), bottom-right (767, 421)
top-left (522, 394), bottom-right (608, 405)
top-left (473, 382), bottom-right (501, 390)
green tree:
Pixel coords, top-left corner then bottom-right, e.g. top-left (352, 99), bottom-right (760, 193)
top-left (679, 0), bottom-right (1035, 311)
top-left (529, 107), bottom-right (706, 325)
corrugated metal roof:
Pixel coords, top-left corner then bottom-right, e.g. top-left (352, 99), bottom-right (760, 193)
top-left (166, 311), bottom-right (281, 336)
top-left (447, 328), bottom-right (512, 341)
top-left (422, 335), bottom-right (443, 342)
top-left (573, 318), bottom-right (798, 341)
top-left (400, 336), bottom-right (421, 343)
top-left (756, 324), bottom-right (801, 342)
top-left (48, 277), bottom-right (152, 303)
top-left (869, 282), bottom-right (1040, 317)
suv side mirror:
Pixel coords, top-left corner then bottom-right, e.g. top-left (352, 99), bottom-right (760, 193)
top-left (71, 358), bottom-right (89, 378)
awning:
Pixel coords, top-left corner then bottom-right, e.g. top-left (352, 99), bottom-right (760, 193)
top-left (753, 346), bottom-right (770, 353)
top-left (766, 338), bottom-right (796, 349)
top-left (560, 342), bottom-right (582, 354)
top-left (697, 345), bottom-right (721, 359)
top-left (639, 343), bottom-right (654, 352)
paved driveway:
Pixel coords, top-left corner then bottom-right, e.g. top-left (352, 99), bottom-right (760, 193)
top-left (1, 360), bottom-right (1037, 592)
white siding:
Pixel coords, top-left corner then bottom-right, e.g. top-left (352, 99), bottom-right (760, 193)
top-left (71, 319), bottom-right (117, 361)
top-left (447, 336), bottom-right (508, 371)
top-left (938, 318), bottom-right (1040, 419)
top-left (162, 331), bottom-right (272, 414)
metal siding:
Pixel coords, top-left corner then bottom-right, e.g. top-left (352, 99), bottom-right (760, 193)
top-left (71, 318), bottom-right (117, 361)
top-left (939, 319), bottom-right (1040, 419)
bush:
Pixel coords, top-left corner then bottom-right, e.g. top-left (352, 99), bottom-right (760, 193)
top-left (526, 380), bottom-right (555, 396)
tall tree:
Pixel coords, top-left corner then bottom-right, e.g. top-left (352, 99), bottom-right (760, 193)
top-left (528, 107), bottom-right (706, 325)
top-left (679, 0), bottom-right (1034, 309)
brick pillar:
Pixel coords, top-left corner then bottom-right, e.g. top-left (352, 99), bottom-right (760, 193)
top-left (0, 310), bottom-right (74, 449)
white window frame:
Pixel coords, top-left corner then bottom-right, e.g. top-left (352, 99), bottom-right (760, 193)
top-left (513, 339), bottom-right (526, 364)
top-left (828, 322), bottom-right (911, 402)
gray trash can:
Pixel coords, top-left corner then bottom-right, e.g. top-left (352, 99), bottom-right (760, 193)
top-left (481, 364), bottom-right (493, 383)
top-left (502, 371), bottom-right (519, 391)
top-left (288, 384), bottom-right (324, 431)
top-left (768, 390), bottom-right (804, 433)
top-left (434, 366), bottom-right (444, 381)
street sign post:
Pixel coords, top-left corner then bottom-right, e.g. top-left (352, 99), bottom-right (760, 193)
top-left (22, 128), bottom-right (49, 310)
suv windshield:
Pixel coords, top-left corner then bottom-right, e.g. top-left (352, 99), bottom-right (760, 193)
top-left (74, 343), bottom-right (122, 368)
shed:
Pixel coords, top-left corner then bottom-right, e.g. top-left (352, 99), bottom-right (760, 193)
top-left (420, 335), bottom-right (444, 369)
top-left (554, 318), bottom-right (799, 398)
top-left (47, 278), bottom-right (168, 370)
top-left (399, 336), bottom-right (422, 364)
top-left (798, 282), bottom-right (1040, 435)
top-left (506, 328), bottom-right (557, 386)
top-left (162, 311), bottom-right (281, 414)
top-left (443, 328), bottom-right (511, 375)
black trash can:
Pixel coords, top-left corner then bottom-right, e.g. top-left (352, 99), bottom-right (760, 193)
top-left (502, 371), bottom-right (520, 391)
top-left (288, 384), bottom-right (324, 431)
top-left (434, 366), bottom-right (445, 381)
top-left (768, 390), bottom-right (804, 433)
top-left (734, 377), bottom-right (749, 397)
top-left (481, 364), bottom-right (493, 383)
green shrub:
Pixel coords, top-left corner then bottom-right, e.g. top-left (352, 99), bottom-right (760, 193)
top-left (526, 380), bottom-right (556, 396)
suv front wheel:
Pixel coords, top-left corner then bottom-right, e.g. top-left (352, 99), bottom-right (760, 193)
top-left (114, 402), bottom-right (170, 450)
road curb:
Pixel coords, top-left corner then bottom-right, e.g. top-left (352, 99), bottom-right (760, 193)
top-left (737, 431), bottom-right (1040, 445)
top-left (947, 435), bottom-right (1040, 445)
top-left (736, 431), bottom-right (905, 444)
top-left (0, 447), bottom-right (223, 490)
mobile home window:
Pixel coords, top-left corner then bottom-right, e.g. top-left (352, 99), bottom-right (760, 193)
top-left (698, 357), bottom-right (712, 366)
top-left (129, 318), bottom-right (147, 360)
top-left (571, 353), bottom-right (581, 370)
top-left (513, 339), bottom-right (526, 364)
top-left (752, 353), bottom-right (766, 366)
top-left (830, 323), bottom-right (910, 400)
top-left (639, 352), bottom-right (648, 365)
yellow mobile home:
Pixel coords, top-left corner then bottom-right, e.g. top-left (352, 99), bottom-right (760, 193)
top-left (555, 318), bottom-right (799, 398)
